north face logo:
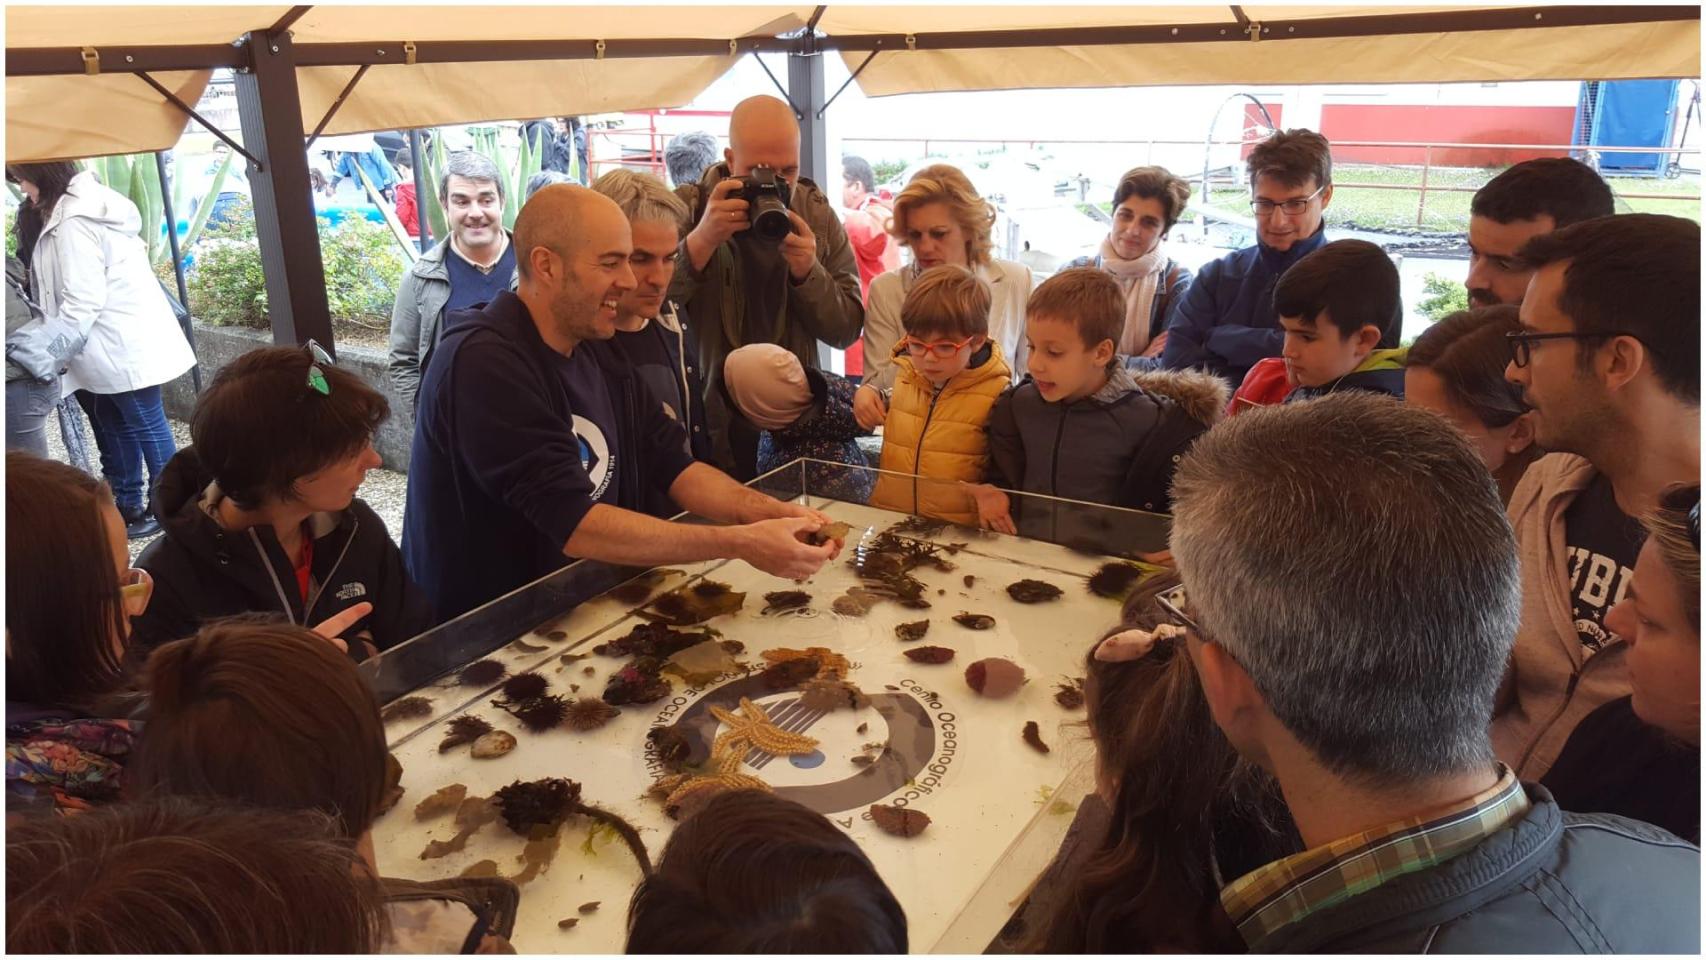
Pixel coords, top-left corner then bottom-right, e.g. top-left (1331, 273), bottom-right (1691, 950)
top-left (335, 582), bottom-right (368, 601)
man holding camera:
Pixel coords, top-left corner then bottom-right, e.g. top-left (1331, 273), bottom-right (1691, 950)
top-left (670, 95), bottom-right (864, 479)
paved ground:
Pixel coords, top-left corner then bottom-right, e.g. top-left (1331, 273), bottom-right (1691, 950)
top-left (44, 410), bottom-right (409, 561)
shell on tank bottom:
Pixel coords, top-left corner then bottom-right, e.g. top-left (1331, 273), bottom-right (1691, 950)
top-left (471, 731), bottom-right (518, 759)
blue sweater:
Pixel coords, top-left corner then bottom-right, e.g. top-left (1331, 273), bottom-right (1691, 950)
top-left (1158, 228), bottom-right (1329, 384)
top-left (402, 291), bottom-right (696, 624)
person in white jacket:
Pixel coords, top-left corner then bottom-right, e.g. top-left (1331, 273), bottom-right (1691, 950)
top-left (7, 162), bottom-right (195, 538)
top-left (853, 163), bottom-right (1033, 430)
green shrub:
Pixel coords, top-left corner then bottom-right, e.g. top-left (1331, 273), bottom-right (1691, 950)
top-left (187, 197), bottom-right (404, 336)
top-left (872, 159), bottom-right (907, 187)
top-left (1417, 271), bottom-right (1469, 325)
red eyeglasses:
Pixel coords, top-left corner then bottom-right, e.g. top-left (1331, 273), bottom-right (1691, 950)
top-left (899, 334), bottom-right (977, 359)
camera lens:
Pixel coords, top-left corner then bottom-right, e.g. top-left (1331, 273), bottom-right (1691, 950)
top-left (751, 199), bottom-right (792, 242)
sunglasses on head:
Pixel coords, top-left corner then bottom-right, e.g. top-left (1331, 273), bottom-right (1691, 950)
top-left (305, 340), bottom-right (334, 396)
top-left (1154, 583), bottom-right (1199, 634)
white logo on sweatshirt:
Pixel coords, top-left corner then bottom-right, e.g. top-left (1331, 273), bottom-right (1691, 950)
top-left (335, 582), bottom-right (368, 601)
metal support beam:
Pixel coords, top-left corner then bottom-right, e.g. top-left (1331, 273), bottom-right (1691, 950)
top-left (233, 29), bottom-right (335, 353)
top-left (409, 128), bottom-right (432, 252)
top-left (788, 48), bottom-right (829, 189)
top-left (155, 151), bottom-right (200, 393)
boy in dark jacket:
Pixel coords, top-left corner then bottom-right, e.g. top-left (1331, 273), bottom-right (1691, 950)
top-left (1228, 239), bottom-right (1407, 413)
top-left (978, 268), bottom-right (1227, 545)
top-left (724, 343), bottom-right (874, 504)
top-left (134, 346), bottom-right (430, 663)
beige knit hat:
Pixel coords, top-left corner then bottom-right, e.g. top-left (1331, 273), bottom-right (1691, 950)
top-left (724, 344), bottom-right (813, 431)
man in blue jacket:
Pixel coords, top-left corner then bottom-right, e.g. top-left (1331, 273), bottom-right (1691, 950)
top-left (402, 185), bottom-right (838, 625)
top-left (1160, 129), bottom-right (1336, 385)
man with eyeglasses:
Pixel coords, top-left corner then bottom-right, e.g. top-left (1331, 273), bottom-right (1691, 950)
top-left (1148, 393), bottom-right (1699, 953)
top-left (1492, 213), bottom-right (1701, 782)
top-left (1159, 129), bottom-right (1356, 385)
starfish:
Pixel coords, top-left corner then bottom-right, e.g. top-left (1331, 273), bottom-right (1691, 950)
top-left (707, 697), bottom-right (819, 773)
top-left (653, 771), bottom-right (773, 817)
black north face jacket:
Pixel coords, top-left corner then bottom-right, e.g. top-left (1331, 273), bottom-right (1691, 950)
top-left (132, 447), bottom-right (431, 662)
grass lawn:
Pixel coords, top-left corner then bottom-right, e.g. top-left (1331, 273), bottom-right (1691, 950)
top-left (1191, 163), bottom-right (1700, 235)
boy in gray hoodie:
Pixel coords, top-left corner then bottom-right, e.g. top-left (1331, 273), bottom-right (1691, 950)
top-left (977, 268), bottom-right (1226, 548)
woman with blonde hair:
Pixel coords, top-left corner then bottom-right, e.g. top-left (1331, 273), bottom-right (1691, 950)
top-left (853, 164), bottom-right (1032, 430)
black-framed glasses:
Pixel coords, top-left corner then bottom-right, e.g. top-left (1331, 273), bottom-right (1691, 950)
top-left (1250, 183), bottom-right (1326, 218)
top-left (1504, 330), bottom-right (1633, 368)
top-left (1154, 584), bottom-right (1199, 634)
top-left (305, 339), bottom-right (333, 396)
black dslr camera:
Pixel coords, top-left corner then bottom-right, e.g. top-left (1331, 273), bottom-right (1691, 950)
top-left (734, 166), bottom-right (794, 243)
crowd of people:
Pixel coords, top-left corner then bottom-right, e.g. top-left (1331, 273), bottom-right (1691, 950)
top-left (5, 92), bottom-right (1701, 953)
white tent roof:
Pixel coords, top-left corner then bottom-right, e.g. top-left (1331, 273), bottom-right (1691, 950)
top-left (5, 4), bottom-right (1698, 163)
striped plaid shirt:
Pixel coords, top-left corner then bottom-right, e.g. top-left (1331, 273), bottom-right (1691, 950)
top-left (1220, 766), bottom-right (1529, 951)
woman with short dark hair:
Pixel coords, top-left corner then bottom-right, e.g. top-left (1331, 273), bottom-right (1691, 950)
top-left (131, 345), bottom-right (430, 662)
top-left (6, 161), bottom-right (196, 539)
top-left (1066, 165), bottom-right (1197, 368)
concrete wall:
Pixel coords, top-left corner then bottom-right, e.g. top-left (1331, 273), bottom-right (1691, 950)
top-left (161, 322), bottom-right (416, 472)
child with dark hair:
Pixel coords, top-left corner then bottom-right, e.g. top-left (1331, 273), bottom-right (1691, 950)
top-left (1229, 239), bottom-right (1405, 413)
top-left (127, 619), bottom-right (520, 953)
top-left (133, 345), bottom-right (429, 662)
top-left (626, 789), bottom-right (907, 954)
top-left (978, 268), bottom-right (1228, 539)
top-left (7, 797), bottom-right (389, 953)
top-left (1405, 306), bottom-right (1538, 504)
top-left (5, 452), bottom-right (148, 818)
top-left (999, 573), bottom-right (1298, 953)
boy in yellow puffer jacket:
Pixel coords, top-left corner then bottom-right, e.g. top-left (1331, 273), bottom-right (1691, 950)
top-left (870, 265), bottom-right (1011, 525)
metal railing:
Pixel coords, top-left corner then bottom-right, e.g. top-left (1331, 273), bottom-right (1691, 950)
top-left (841, 135), bottom-right (1701, 227)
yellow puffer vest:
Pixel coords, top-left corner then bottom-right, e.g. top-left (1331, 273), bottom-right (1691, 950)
top-left (870, 341), bottom-right (1012, 525)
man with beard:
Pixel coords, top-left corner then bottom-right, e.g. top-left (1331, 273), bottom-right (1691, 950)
top-left (389, 151), bottom-right (518, 412)
top-left (1465, 158), bottom-right (1614, 308)
top-left (669, 95), bottom-right (864, 479)
top-left (402, 186), bottom-right (840, 624)
top-left (1492, 213), bottom-right (1700, 781)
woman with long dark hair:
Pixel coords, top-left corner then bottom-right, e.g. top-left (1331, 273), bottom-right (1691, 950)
top-left (7, 161), bottom-right (195, 539)
top-left (1405, 305), bottom-right (1539, 504)
top-left (1005, 573), bottom-right (1298, 952)
top-left (5, 452), bottom-right (151, 816)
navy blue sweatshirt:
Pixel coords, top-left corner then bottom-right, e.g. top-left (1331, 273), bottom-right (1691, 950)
top-left (402, 291), bottom-right (696, 624)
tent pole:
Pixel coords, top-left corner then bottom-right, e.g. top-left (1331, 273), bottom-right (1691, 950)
top-left (155, 151), bottom-right (200, 393)
top-left (233, 29), bottom-right (336, 354)
top-left (788, 49), bottom-right (830, 189)
top-left (409, 129), bottom-right (432, 252)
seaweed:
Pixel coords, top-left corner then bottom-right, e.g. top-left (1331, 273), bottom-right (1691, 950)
top-left (761, 590), bottom-right (812, 615)
top-left (458, 659), bottom-right (508, 687)
top-left (565, 697), bottom-right (619, 731)
top-left (378, 754), bottom-right (405, 816)
top-left (1088, 562), bottom-right (1145, 600)
top-left (462, 860), bottom-right (501, 879)
top-left (888, 515), bottom-right (949, 538)
top-left (639, 580), bottom-right (746, 626)
top-left (600, 621), bottom-right (709, 659)
top-left (662, 639), bottom-right (740, 687)
top-left (493, 693), bottom-right (571, 733)
top-left (903, 645), bottom-right (955, 664)
top-left (758, 657), bottom-right (820, 691)
top-left (493, 778), bottom-right (653, 873)
top-left (419, 796), bottom-right (499, 859)
top-left (798, 678), bottom-right (870, 712)
top-left (508, 637), bottom-right (549, 654)
top-left (471, 731), bottom-right (517, 758)
top-left (501, 672), bottom-right (550, 702)
top-left (646, 726), bottom-right (692, 772)
top-left (547, 631), bottom-right (569, 641)
top-left (602, 657), bottom-right (672, 706)
top-left (607, 569), bottom-right (682, 606)
top-left (894, 620), bottom-right (931, 642)
top-left (1006, 579), bottom-right (1063, 604)
top-left (381, 696), bottom-right (433, 723)
top-left (720, 639), bottom-right (746, 655)
top-left (832, 587), bottom-right (882, 617)
top-left (760, 646), bottom-right (849, 680)
top-left (869, 803), bottom-right (931, 837)
top-left (963, 574), bottom-right (976, 589)
top-left (414, 783), bottom-right (469, 820)
top-left (439, 715), bottom-right (494, 753)
top-left (1054, 677), bottom-right (1086, 710)
top-left (1021, 720), bottom-right (1050, 754)
top-left (952, 612), bottom-right (996, 630)
top-left (965, 657), bottom-right (1027, 698)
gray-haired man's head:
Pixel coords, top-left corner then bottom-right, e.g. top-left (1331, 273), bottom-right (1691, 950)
top-left (525, 170), bottom-right (575, 201)
top-left (664, 132), bottom-right (718, 188)
top-left (1170, 392), bottom-right (1520, 788)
